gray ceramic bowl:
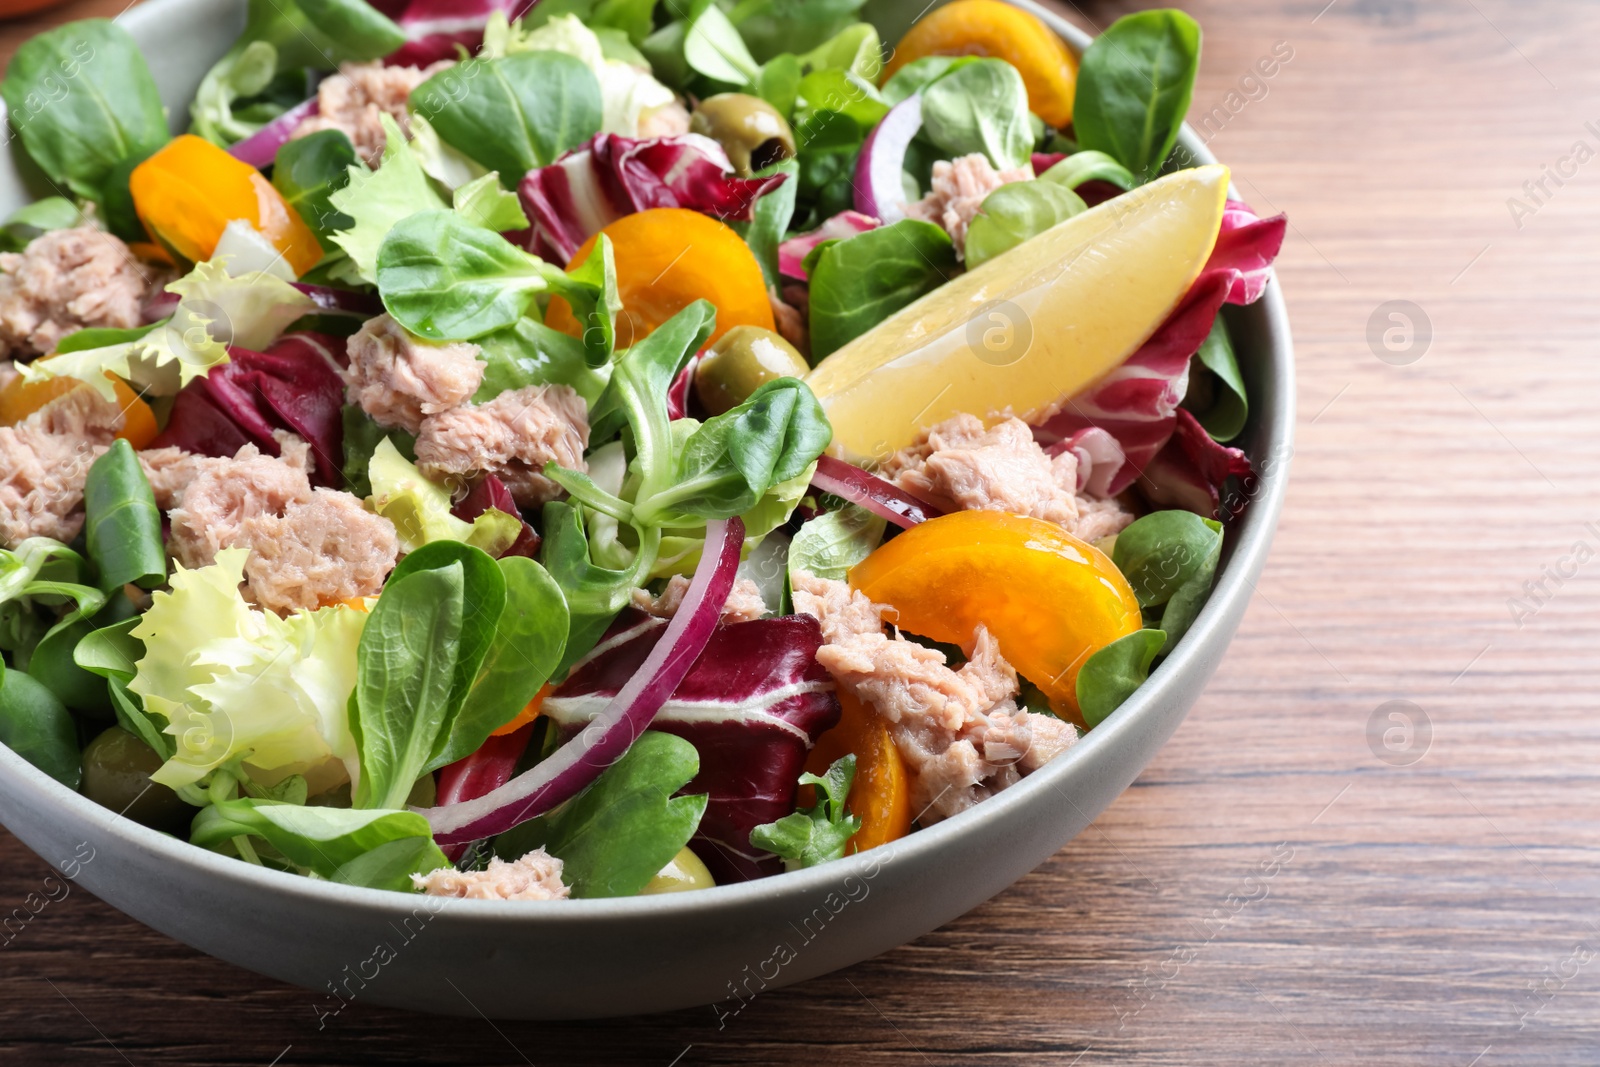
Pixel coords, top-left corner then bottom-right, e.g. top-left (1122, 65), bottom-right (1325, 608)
top-left (0, 0), bottom-right (1294, 1019)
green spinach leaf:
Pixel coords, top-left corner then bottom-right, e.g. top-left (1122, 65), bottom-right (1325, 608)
top-left (494, 731), bottom-right (707, 898)
top-left (272, 130), bottom-right (358, 247)
top-left (1112, 510), bottom-right (1223, 649)
top-left (919, 58), bottom-right (1033, 171)
top-left (1038, 150), bottom-right (1137, 193)
top-left (1184, 314), bottom-right (1248, 443)
top-left (417, 52), bottom-right (602, 183)
top-left (963, 179), bottom-right (1087, 269)
top-left (0, 20), bottom-right (169, 203)
top-left (805, 219), bottom-right (957, 360)
top-left (351, 563), bottom-right (466, 809)
top-left (431, 555), bottom-right (568, 769)
top-left (1078, 629), bottom-right (1166, 728)
top-left (1073, 9), bottom-right (1202, 182)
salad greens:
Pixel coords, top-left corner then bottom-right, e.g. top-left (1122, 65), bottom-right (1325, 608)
top-left (0, 2), bottom-right (1257, 902)
top-left (495, 730), bottom-right (707, 897)
top-left (749, 755), bottom-right (860, 871)
top-left (0, 20), bottom-right (168, 206)
top-left (1072, 9), bottom-right (1202, 182)
top-left (804, 220), bottom-right (957, 360)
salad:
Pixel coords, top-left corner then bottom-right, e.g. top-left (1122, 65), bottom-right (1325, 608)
top-left (0, 0), bottom-right (1283, 901)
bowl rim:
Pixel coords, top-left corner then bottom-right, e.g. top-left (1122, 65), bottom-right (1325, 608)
top-left (0, 0), bottom-right (1295, 922)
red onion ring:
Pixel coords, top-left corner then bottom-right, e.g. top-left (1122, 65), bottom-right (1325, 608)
top-left (420, 516), bottom-right (745, 845)
top-left (228, 97), bottom-right (320, 170)
top-left (810, 455), bottom-right (942, 529)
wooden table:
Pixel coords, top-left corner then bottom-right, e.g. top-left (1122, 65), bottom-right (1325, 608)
top-left (4, 0), bottom-right (1599, 1062)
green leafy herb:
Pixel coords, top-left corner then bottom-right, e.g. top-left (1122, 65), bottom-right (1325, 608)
top-left (1112, 510), bottom-right (1224, 649)
top-left (1184, 314), bottom-right (1248, 443)
top-left (788, 505), bottom-right (885, 583)
top-left (272, 130), bottom-right (359, 247)
top-left (83, 440), bottom-right (167, 592)
top-left (494, 731), bottom-right (707, 898)
top-left (0, 539), bottom-right (105, 665)
top-left (963, 180), bottom-right (1087, 269)
top-left (919, 58), bottom-right (1033, 171)
top-left (749, 754), bottom-right (860, 870)
top-left (1077, 629), bottom-right (1166, 728)
top-left (0, 20), bottom-right (169, 204)
top-left (1072, 9), bottom-right (1202, 182)
top-left (0, 197), bottom-right (83, 253)
top-left (805, 219), bottom-right (957, 360)
top-left (0, 665), bottom-right (82, 788)
top-left (190, 799), bottom-right (448, 892)
top-left (417, 52), bottom-right (603, 184)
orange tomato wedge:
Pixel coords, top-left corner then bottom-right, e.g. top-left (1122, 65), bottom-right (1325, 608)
top-left (129, 134), bottom-right (321, 277)
top-left (544, 208), bottom-right (773, 348)
top-left (491, 681), bottom-right (552, 738)
top-left (849, 510), bottom-right (1141, 717)
top-left (0, 368), bottom-right (157, 449)
top-left (883, 0), bottom-right (1079, 128)
top-left (804, 688), bottom-right (912, 853)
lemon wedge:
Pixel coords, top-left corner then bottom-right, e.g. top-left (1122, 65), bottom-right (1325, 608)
top-left (805, 163), bottom-right (1231, 463)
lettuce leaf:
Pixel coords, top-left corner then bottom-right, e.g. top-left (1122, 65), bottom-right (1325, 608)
top-left (328, 114), bottom-right (448, 285)
top-left (18, 258), bottom-right (316, 401)
top-left (366, 438), bottom-right (521, 556)
top-left (128, 549), bottom-right (366, 791)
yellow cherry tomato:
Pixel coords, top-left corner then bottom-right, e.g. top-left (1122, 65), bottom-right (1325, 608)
top-left (849, 509), bottom-right (1141, 717)
top-left (803, 689), bottom-right (911, 853)
top-left (883, 0), bottom-right (1079, 128)
top-left (129, 134), bottom-right (321, 277)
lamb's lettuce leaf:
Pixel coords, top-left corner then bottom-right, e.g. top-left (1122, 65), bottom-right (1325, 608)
top-left (1078, 629), bottom-right (1166, 729)
top-left (1072, 9), bottom-right (1202, 182)
top-left (804, 220), bottom-right (957, 359)
top-left (493, 730), bottom-right (707, 898)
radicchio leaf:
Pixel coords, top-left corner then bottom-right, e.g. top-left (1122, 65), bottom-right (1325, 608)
top-left (519, 134), bottom-right (789, 263)
top-left (1033, 199), bottom-right (1284, 507)
top-left (1139, 408), bottom-right (1254, 518)
top-left (377, 0), bottom-right (535, 67)
top-left (452, 473), bottom-right (541, 558)
top-left (542, 610), bottom-right (841, 882)
top-left (148, 332), bottom-right (349, 487)
top-left (777, 210), bottom-right (880, 281)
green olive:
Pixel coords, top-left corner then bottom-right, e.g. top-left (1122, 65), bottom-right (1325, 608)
top-left (689, 93), bottom-right (796, 176)
top-left (639, 846), bottom-right (716, 894)
top-left (695, 325), bottom-right (809, 416)
top-left (80, 727), bottom-right (194, 834)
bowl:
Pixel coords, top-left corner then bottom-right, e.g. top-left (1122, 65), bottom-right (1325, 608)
top-left (0, 0), bottom-right (1294, 1019)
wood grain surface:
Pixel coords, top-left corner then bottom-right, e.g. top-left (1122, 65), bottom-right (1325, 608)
top-left (4, 0), bottom-right (1599, 1063)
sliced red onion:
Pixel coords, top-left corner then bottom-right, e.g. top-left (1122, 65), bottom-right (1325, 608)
top-left (810, 455), bottom-right (941, 529)
top-left (420, 516), bottom-right (745, 845)
top-left (434, 722), bottom-right (538, 862)
top-left (228, 98), bottom-right (319, 170)
top-left (853, 95), bottom-right (923, 224)
top-left (290, 282), bottom-right (384, 317)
